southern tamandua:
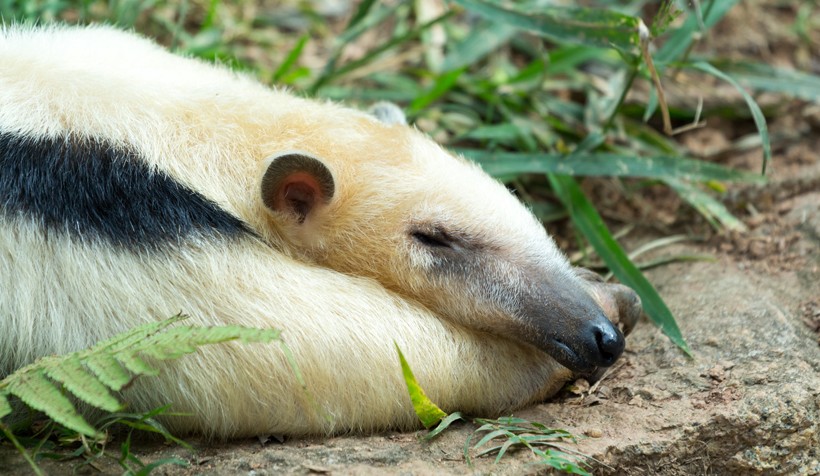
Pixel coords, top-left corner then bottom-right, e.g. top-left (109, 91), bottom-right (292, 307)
top-left (0, 24), bottom-right (640, 437)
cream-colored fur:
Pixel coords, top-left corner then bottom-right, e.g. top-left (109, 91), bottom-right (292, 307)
top-left (0, 25), bottom-right (607, 437)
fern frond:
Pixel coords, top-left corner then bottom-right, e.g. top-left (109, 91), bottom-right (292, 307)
top-left (0, 315), bottom-right (282, 438)
top-left (5, 368), bottom-right (100, 437)
top-left (0, 393), bottom-right (11, 418)
top-left (45, 356), bottom-right (121, 412)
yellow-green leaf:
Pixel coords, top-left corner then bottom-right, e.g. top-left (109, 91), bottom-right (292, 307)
top-left (395, 344), bottom-right (446, 428)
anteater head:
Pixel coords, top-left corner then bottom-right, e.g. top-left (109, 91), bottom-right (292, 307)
top-left (257, 104), bottom-right (624, 374)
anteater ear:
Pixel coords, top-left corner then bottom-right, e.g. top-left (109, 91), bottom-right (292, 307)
top-left (261, 152), bottom-right (335, 224)
top-left (368, 101), bottom-right (407, 126)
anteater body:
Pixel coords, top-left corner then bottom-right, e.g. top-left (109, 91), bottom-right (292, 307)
top-left (0, 25), bottom-right (634, 437)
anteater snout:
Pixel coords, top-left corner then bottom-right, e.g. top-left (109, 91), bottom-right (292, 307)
top-left (590, 316), bottom-right (625, 367)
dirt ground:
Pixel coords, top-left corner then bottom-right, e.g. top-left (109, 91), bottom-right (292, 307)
top-left (2, 2), bottom-right (819, 475)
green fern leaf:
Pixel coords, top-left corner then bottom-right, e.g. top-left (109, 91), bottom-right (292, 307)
top-left (84, 354), bottom-right (133, 390)
top-left (141, 326), bottom-right (282, 360)
top-left (141, 328), bottom-right (206, 359)
top-left (6, 368), bottom-right (101, 438)
top-left (44, 357), bottom-right (121, 412)
top-left (117, 354), bottom-right (160, 377)
top-left (98, 316), bottom-right (187, 355)
top-left (0, 394), bottom-right (11, 420)
top-left (0, 315), bottom-right (283, 438)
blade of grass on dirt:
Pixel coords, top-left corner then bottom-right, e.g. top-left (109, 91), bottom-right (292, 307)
top-left (272, 34), bottom-right (309, 83)
top-left (453, 0), bottom-right (641, 52)
top-left (460, 150), bottom-right (766, 183)
top-left (665, 177), bottom-right (747, 232)
top-left (318, 86), bottom-right (421, 102)
top-left (346, 0), bottom-right (379, 32)
top-left (543, 44), bottom-right (619, 77)
top-left (441, 20), bottom-right (516, 72)
top-left (710, 61), bottom-right (820, 102)
top-left (690, 61), bottom-right (771, 174)
top-left (408, 68), bottom-right (466, 115)
top-left (309, 1), bottom-right (402, 93)
top-left (548, 174), bottom-right (690, 355)
top-left (319, 71), bottom-right (425, 101)
top-left (654, 0), bottom-right (741, 65)
top-left (311, 11), bottom-right (454, 94)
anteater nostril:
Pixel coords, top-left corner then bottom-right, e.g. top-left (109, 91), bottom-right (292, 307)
top-left (594, 321), bottom-right (625, 366)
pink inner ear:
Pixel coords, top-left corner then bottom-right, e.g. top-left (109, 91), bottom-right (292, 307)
top-left (275, 172), bottom-right (324, 223)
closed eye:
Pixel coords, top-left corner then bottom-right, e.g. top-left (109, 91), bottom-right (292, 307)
top-left (410, 229), bottom-right (453, 249)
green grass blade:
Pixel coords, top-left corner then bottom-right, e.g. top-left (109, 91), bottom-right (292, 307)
top-left (409, 68), bottom-right (465, 115)
top-left (309, 2), bottom-right (401, 93)
top-left (544, 45), bottom-right (618, 76)
top-left (0, 423), bottom-right (43, 476)
top-left (346, 0), bottom-right (379, 33)
top-left (710, 61), bottom-right (820, 102)
top-left (460, 149), bottom-right (766, 183)
top-left (665, 177), bottom-right (747, 231)
top-left (321, 71), bottom-right (425, 102)
top-left (134, 457), bottom-right (189, 476)
top-left (272, 34), bottom-right (309, 83)
top-left (441, 21), bottom-right (516, 71)
top-left (318, 86), bottom-right (421, 102)
top-left (453, 0), bottom-right (641, 52)
top-left (494, 435), bottom-right (521, 463)
top-left (472, 428), bottom-right (511, 451)
top-left (623, 120), bottom-right (680, 155)
top-left (648, 1), bottom-right (683, 37)
top-left (312, 12), bottom-right (453, 93)
top-left (338, 1), bottom-right (396, 45)
top-left (424, 412), bottom-right (465, 440)
top-left (655, 0), bottom-right (741, 64)
top-left (460, 123), bottom-right (522, 142)
top-left (690, 61), bottom-right (771, 174)
top-left (395, 344), bottom-right (446, 428)
top-left (201, 0), bottom-right (220, 29)
top-left (548, 174), bottom-right (690, 355)
top-left (533, 449), bottom-right (591, 475)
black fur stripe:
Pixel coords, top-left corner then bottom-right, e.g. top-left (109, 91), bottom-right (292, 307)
top-left (0, 132), bottom-right (251, 250)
